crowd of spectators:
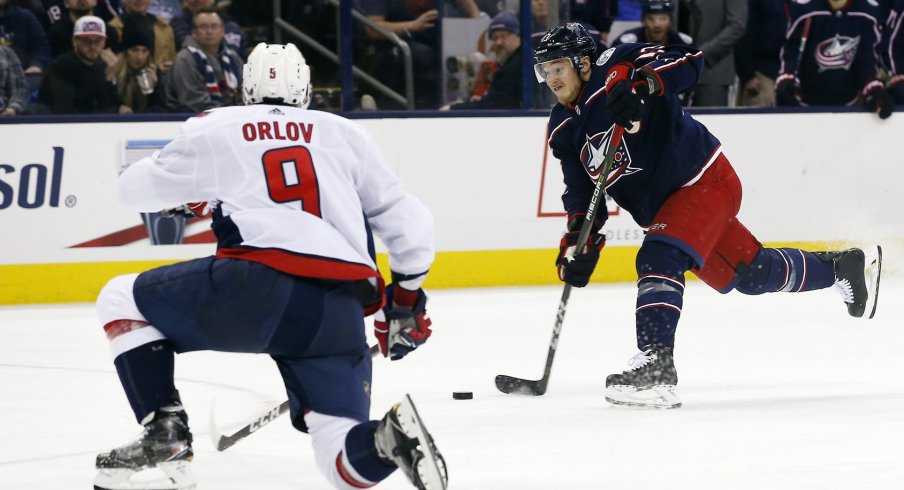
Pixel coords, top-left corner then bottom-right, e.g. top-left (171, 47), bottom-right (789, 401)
top-left (0, 0), bottom-right (901, 116)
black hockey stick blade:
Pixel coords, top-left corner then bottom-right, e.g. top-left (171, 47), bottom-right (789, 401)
top-left (210, 400), bottom-right (289, 451)
top-left (210, 344), bottom-right (380, 451)
top-left (494, 374), bottom-right (547, 396)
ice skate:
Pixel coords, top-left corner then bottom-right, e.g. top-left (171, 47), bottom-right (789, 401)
top-left (94, 410), bottom-right (195, 490)
top-left (605, 345), bottom-right (681, 409)
top-left (375, 394), bottom-right (448, 490)
top-left (815, 246), bottom-right (882, 319)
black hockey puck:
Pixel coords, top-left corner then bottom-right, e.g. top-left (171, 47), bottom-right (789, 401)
top-left (452, 392), bottom-right (473, 400)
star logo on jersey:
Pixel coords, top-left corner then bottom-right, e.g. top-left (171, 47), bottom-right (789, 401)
top-left (815, 35), bottom-right (860, 72)
top-left (579, 126), bottom-right (640, 185)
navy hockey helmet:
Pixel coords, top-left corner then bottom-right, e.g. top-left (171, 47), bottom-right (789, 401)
top-left (641, 0), bottom-right (673, 16)
top-left (533, 22), bottom-right (597, 82)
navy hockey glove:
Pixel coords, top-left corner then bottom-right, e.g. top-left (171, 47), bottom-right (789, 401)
top-left (864, 86), bottom-right (894, 120)
top-left (374, 284), bottom-right (432, 360)
top-left (775, 79), bottom-right (801, 106)
top-left (556, 213), bottom-right (606, 288)
top-left (604, 64), bottom-right (660, 131)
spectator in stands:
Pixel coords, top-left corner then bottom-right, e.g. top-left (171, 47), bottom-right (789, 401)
top-left (359, 0), bottom-right (442, 109)
top-left (107, 0), bottom-right (175, 69)
top-left (571, 0), bottom-right (617, 44)
top-left (0, 44), bottom-right (29, 116)
top-left (37, 15), bottom-right (126, 113)
top-left (42, 0), bottom-right (123, 27)
top-left (441, 10), bottom-right (522, 110)
top-left (46, 0), bottom-right (97, 58)
top-left (776, 0), bottom-right (892, 119)
top-left (108, 13), bottom-right (165, 112)
top-left (147, 0), bottom-right (179, 21)
top-left (612, 0), bottom-right (693, 47)
top-left (734, 0), bottom-right (783, 107)
top-left (165, 8), bottom-right (241, 112)
top-left (0, 0), bottom-right (52, 73)
top-left (883, 0), bottom-right (904, 104)
top-left (677, 0), bottom-right (747, 106)
top-left (170, 0), bottom-right (246, 58)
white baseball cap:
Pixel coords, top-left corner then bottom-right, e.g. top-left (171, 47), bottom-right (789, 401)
top-left (74, 16), bottom-right (107, 38)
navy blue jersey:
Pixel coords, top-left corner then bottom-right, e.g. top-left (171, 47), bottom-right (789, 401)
top-left (611, 27), bottom-right (695, 48)
top-left (777, 0), bottom-right (883, 105)
top-left (547, 43), bottom-right (721, 228)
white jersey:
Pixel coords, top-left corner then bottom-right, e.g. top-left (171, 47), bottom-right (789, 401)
top-left (119, 105), bottom-right (434, 283)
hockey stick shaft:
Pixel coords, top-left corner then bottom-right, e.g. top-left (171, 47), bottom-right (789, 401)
top-left (496, 124), bottom-right (625, 395)
top-left (211, 344), bottom-right (380, 451)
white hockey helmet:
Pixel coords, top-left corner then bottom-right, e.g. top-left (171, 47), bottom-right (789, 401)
top-left (242, 42), bottom-right (312, 108)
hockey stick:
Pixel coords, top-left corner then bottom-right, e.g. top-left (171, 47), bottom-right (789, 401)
top-left (496, 124), bottom-right (626, 396)
top-left (210, 344), bottom-right (381, 451)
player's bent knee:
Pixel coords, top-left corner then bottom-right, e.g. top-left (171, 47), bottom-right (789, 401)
top-left (306, 411), bottom-right (374, 490)
top-left (97, 274), bottom-right (146, 325)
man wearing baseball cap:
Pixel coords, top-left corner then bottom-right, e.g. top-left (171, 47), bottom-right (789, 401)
top-left (37, 15), bottom-right (126, 113)
top-left (441, 10), bottom-right (523, 110)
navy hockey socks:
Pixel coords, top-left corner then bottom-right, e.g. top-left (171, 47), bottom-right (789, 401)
top-left (635, 243), bottom-right (694, 350)
top-left (343, 421), bottom-right (396, 482)
top-left (735, 247), bottom-right (835, 295)
top-left (113, 339), bottom-right (177, 423)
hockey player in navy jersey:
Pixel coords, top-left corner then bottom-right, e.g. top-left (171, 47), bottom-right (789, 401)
top-left (534, 23), bottom-right (883, 409)
top-left (92, 43), bottom-right (447, 490)
top-left (775, 0), bottom-right (894, 118)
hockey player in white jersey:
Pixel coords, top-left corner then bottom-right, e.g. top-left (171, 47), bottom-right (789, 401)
top-left (93, 43), bottom-right (447, 490)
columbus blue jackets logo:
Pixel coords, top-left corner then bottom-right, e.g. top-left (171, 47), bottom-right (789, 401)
top-left (580, 127), bottom-right (640, 184)
top-left (815, 35), bottom-right (860, 72)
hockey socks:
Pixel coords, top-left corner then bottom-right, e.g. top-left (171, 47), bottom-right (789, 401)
top-left (735, 247), bottom-right (835, 295)
top-left (110, 334), bottom-right (178, 423)
top-left (338, 421), bottom-right (396, 487)
top-left (635, 243), bottom-right (692, 349)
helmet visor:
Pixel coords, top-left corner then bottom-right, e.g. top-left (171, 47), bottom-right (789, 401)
top-left (534, 58), bottom-right (573, 83)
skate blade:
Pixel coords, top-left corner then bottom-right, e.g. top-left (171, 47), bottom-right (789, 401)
top-left (394, 394), bottom-right (448, 490)
top-left (864, 245), bottom-right (882, 319)
top-left (605, 385), bottom-right (682, 409)
top-left (94, 461), bottom-right (196, 490)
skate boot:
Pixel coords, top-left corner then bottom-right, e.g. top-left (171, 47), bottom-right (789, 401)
top-left (815, 246), bottom-right (882, 319)
top-left (94, 409), bottom-right (195, 490)
top-left (374, 394), bottom-right (448, 490)
top-left (605, 345), bottom-right (681, 409)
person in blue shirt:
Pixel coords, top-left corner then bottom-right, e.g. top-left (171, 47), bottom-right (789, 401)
top-left (534, 22), bottom-right (883, 409)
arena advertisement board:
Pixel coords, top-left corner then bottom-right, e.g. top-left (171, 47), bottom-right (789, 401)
top-left (1, 112), bottom-right (901, 303)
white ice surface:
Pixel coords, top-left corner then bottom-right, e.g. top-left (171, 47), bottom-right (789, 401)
top-left (1, 278), bottom-right (903, 489)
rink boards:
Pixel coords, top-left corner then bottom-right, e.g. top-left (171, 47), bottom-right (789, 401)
top-left (0, 111), bottom-right (900, 304)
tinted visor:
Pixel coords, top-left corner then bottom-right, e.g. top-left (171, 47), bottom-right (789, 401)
top-left (534, 58), bottom-right (574, 83)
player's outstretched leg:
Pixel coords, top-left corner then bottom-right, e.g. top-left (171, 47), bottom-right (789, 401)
top-left (815, 246), bottom-right (883, 319)
top-left (374, 394), bottom-right (448, 490)
top-left (605, 345), bottom-right (681, 409)
top-left (94, 406), bottom-right (195, 490)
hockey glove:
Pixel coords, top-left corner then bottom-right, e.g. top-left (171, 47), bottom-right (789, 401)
top-left (775, 79), bottom-right (801, 107)
top-left (374, 284), bottom-right (432, 360)
top-left (604, 64), bottom-right (659, 131)
top-left (160, 202), bottom-right (211, 219)
top-left (556, 213), bottom-right (606, 288)
top-left (864, 86), bottom-right (894, 120)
